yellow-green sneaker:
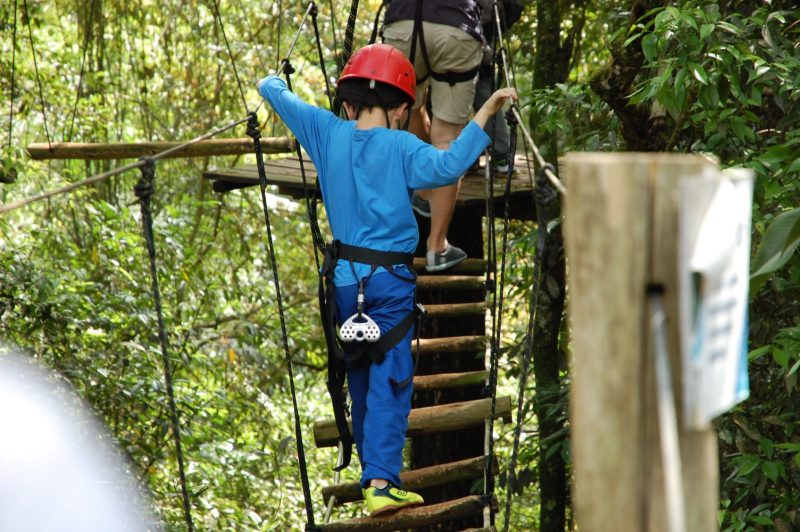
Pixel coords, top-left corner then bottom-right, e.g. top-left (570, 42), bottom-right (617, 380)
top-left (363, 483), bottom-right (424, 517)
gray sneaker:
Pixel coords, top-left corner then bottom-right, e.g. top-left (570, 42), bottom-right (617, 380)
top-left (426, 244), bottom-right (467, 272)
top-left (412, 192), bottom-right (431, 218)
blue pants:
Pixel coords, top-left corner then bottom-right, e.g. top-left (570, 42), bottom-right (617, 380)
top-left (334, 268), bottom-right (416, 488)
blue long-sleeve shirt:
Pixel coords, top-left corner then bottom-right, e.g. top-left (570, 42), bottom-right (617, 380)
top-left (258, 75), bottom-right (490, 285)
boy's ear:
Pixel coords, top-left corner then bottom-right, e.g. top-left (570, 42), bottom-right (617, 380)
top-left (342, 101), bottom-right (356, 120)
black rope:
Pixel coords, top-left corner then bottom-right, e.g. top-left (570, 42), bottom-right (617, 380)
top-left (134, 158), bottom-right (195, 532)
top-left (368, 0), bottom-right (387, 44)
top-left (483, 104), bottom-right (519, 526)
top-left (246, 113), bottom-right (317, 528)
top-left (310, 2), bottom-right (335, 111)
top-left (275, 0), bottom-right (283, 72)
top-left (7, 0), bottom-right (18, 151)
top-left (501, 162), bottom-right (556, 532)
top-left (210, 0), bottom-right (249, 112)
top-left (284, 62), bottom-right (326, 260)
top-left (327, 0), bottom-right (340, 62)
top-left (333, 0), bottom-right (359, 117)
top-left (66, 0), bottom-right (97, 142)
top-left (22, 0), bottom-right (52, 150)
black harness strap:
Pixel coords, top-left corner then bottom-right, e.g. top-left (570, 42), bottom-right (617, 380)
top-left (319, 240), bottom-right (423, 470)
top-left (408, 0), bottom-right (480, 86)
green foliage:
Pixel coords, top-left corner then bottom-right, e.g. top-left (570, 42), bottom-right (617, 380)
top-left (750, 207), bottom-right (800, 295)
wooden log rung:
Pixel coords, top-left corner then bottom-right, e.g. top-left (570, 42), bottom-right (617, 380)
top-left (423, 302), bottom-right (486, 319)
top-left (413, 370), bottom-right (488, 391)
top-left (314, 396), bottom-right (512, 448)
top-left (318, 494), bottom-right (496, 532)
top-left (416, 275), bottom-right (485, 291)
top-left (412, 258), bottom-right (487, 275)
top-left (321, 455), bottom-right (497, 506)
top-left (26, 137), bottom-right (293, 160)
top-left (412, 335), bottom-right (488, 356)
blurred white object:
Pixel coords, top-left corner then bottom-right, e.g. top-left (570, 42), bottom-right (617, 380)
top-left (0, 349), bottom-right (159, 531)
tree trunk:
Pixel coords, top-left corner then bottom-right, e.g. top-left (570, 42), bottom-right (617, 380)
top-left (529, 1), bottom-right (571, 530)
top-left (589, 0), bottom-right (671, 150)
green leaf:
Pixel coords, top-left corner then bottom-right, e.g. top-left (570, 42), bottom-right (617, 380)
top-left (761, 461), bottom-right (780, 482)
top-left (700, 23), bottom-right (715, 40)
top-left (642, 33), bottom-right (658, 63)
top-left (750, 208), bottom-right (800, 294)
top-left (691, 63), bottom-right (709, 85)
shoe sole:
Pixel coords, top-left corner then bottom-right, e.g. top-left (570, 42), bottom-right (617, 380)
top-left (370, 501), bottom-right (424, 517)
top-left (425, 254), bottom-right (467, 272)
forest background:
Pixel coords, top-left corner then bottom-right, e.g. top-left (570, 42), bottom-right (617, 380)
top-left (1, 0), bottom-right (798, 530)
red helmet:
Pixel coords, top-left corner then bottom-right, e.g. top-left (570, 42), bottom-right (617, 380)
top-left (338, 43), bottom-right (416, 105)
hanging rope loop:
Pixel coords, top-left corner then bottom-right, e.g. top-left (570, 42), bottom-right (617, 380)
top-left (282, 58), bottom-right (296, 76)
top-left (133, 156), bottom-right (195, 532)
top-left (535, 163), bottom-right (557, 209)
top-left (505, 104), bottom-right (519, 128)
top-left (246, 112), bottom-right (261, 141)
top-left (134, 157), bottom-right (155, 203)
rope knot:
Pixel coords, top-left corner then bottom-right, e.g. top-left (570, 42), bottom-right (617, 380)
top-left (134, 157), bottom-right (155, 202)
top-left (505, 104), bottom-right (518, 127)
top-left (281, 58), bottom-right (296, 75)
top-left (535, 163), bottom-right (557, 207)
top-left (246, 112), bottom-right (261, 141)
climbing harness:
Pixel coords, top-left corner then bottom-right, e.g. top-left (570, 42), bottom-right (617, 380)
top-left (134, 158), bottom-right (195, 532)
top-left (407, 0), bottom-right (481, 86)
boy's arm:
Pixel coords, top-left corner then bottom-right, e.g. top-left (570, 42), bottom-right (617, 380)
top-left (405, 88), bottom-right (517, 189)
top-left (257, 76), bottom-right (335, 163)
top-left (473, 87), bottom-right (517, 130)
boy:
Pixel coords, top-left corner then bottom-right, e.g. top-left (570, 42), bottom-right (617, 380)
top-left (258, 43), bottom-right (515, 517)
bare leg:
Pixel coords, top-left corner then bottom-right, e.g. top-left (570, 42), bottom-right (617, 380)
top-left (426, 116), bottom-right (466, 252)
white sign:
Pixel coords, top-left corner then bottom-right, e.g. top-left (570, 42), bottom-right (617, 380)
top-left (678, 168), bottom-right (753, 429)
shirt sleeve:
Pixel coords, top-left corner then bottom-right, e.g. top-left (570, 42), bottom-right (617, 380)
top-left (403, 121), bottom-right (491, 190)
top-left (257, 75), bottom-right (337, 164)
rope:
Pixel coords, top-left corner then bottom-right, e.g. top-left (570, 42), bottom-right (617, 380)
top-left (368, 0), bottom-right (388, 44)
top-left (490, 2), bottom-right (566, 196)
top-left (210, 0), bottom-right (249, 112)
top-left (327, 0), bottom-right (340, 63)
top-left (310, 2), bottom-right (335, 110)
top-left (134, 158), bottom-right (195, 532)
top-left (501, 163), bottom-right (557, 532)
top-left (7, 0), bottom-right (18, 151)
top-left (22, 0), bottom-right (52, 150)
top-left (0, 115), bottom-right (250, 215)
top-left (246, 112), bottom-right (317, 528)
top-left (256, 2), bottom-right (315, 114)
top-left (66, 0), bottom-right (97, 142)
top-left (283, 62), bottom-right (325, 261)
top-left (333, 0), bottom-right (359, 117)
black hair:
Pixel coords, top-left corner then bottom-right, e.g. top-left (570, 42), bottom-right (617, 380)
top-left (336, 78), bottom-right (412, 113)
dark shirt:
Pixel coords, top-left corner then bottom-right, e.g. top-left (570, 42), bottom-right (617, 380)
top-left (385, 0), bottom-right (484, 42)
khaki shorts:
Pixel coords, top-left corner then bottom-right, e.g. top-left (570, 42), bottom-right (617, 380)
top-left (384, 20), bottom-right (482, 125)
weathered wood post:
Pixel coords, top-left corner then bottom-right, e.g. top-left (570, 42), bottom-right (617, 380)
top-left (562, 153), bottom-right (719, 532)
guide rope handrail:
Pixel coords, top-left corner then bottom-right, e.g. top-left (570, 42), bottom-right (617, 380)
top-left (0, 115), bottom-right (250, 215)
top-left (491, 2), bottom-right (567, 197)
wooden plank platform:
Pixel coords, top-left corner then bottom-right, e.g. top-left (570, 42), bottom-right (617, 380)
top-left (203, 154), bottom-right (538, 220)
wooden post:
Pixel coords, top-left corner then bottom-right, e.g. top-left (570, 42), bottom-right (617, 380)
top-left (562, 153), bottom-right (719, 532)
